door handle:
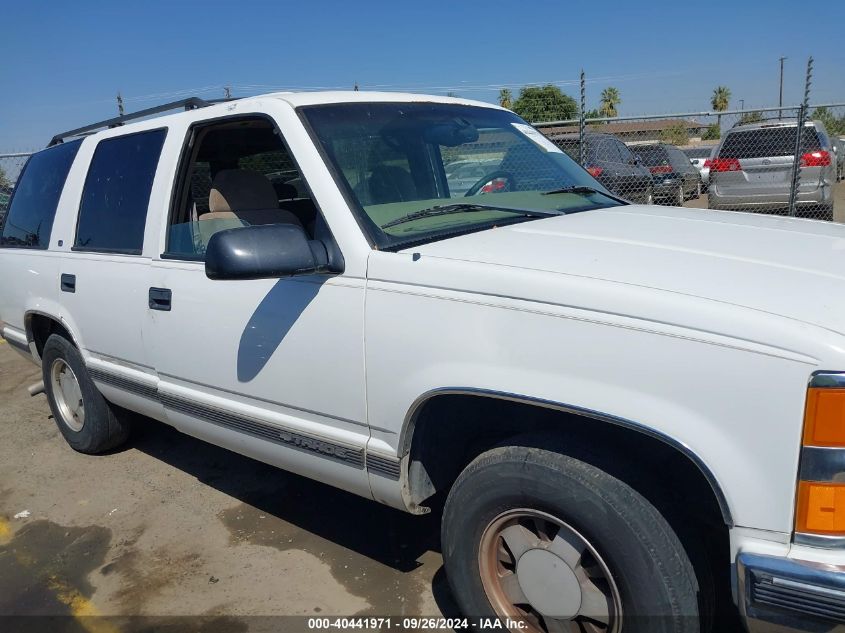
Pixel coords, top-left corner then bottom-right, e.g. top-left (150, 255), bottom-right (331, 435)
top-left (149, 287), bottom-right (172, 312)
top-left (60, 274), bottom-right (76, 293)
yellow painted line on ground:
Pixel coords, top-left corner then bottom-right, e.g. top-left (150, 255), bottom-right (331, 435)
top-left (47, 575), bottom-right (121, 633)
top-left (0, 339), bottom-right (6, 344)
top-left (0, 524), bottom-right (117, 633)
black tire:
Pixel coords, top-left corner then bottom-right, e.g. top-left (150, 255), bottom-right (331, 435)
top-left (676, 184), bottom-right (685, 206)
top-left (442, 444), bottom-right (699, 633)
top-left (42, 334), bottom-right (130, 454)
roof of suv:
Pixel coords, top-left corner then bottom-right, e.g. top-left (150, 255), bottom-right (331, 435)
top-left (727, 118), bottom-right (817, 132)
top-left (50, 91), bottom-right (507, 147)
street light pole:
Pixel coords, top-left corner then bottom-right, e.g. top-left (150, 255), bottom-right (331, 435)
top-left (779, 56), bottom-right (787, 119)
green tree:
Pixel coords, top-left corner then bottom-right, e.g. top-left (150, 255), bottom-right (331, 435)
top-left (498, 88), bottom-right (513, 110)
top-left (812, 106), bottom-right (845, 136)
top-left (739, 110), bottom-right (764, 124)
top-left (584, 108), bottom-right (601, 120)
top-left (512, 85), bottom-right (578, 123)
top-left (702, 124), bottom-right (721, 140)
top-left (599, 86), bottom-right (621, 118)
top-left (710, 86), bottom-right (731, 133)
top-left (0, 166), bottom-right (9, 189)
top-left (660, 122), bottom-right (690, 146)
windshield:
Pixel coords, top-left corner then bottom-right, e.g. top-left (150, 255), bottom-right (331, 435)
top-left (301, 102), bottom-right (621, 250)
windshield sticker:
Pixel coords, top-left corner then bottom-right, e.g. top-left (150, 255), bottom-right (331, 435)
top-left (511, 123), bottom-right (564, 154)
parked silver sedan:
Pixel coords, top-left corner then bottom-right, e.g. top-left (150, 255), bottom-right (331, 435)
top-left (708, 119), bottom-right (835, 219)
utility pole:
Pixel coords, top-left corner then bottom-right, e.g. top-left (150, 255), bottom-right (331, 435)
top-left (116, 92), bottom-right (125, 117)
top-left (224, 86), bottom-right (232, 100)
top-left (778, 56), bottom-right (787, 119)
top-left (354, 81), bottom-right (359, 91)
top-left (739, 99), bottom-right (745, 111)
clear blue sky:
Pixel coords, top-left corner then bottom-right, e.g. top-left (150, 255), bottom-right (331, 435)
top-left (2, 0), bottom-right (844, 151)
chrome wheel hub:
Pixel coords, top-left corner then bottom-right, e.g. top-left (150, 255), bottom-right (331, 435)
top-left (50, 359), bottom-right (85, 432)
top-left (479, 509), bottom-right (622, 633)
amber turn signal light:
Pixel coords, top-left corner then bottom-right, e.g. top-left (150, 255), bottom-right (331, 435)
top-left (803, 388), bottom-right (845, 447)
top-left (795, 481), bottom-right (845, 535)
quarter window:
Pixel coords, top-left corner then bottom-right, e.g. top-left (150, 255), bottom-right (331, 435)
top-left (0, 140), bottom-right (82, 249)
top-left (75, 129), bottom-right (166, 253)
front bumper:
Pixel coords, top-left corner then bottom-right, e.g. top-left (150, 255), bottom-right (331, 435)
top-left (738, 552), bottom-right (845, 631)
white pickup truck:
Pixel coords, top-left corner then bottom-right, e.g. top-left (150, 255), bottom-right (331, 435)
top-left (1, 92), bottom-right (843, 633)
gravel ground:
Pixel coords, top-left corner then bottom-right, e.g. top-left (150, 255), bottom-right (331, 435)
top-left (0, 344), bottom-right (452, 633)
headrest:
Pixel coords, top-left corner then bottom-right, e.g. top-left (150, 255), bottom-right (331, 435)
top-left (209, 169), bottom-right (278, 213)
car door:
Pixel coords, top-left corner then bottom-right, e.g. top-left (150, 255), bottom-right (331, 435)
top-left (615, 140), bottom-right (649, 202)
top-left (144, 114), bottom-right (371, 498)
top-left (591, 138), bottom-right (625, 195)
top-left (48, 128), bottom-right (168, 421)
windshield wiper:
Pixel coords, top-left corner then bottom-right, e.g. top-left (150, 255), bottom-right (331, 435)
top-left (381, 203), bottom-right (561, 229)
top-left (542, 185), bottom-right (628, 204)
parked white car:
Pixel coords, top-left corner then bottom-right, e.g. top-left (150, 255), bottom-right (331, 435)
top-left (1, 91), bottom-right (844, 633)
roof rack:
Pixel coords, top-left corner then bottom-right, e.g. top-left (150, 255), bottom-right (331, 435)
top-left (48, 96), bottom-right (230, 147)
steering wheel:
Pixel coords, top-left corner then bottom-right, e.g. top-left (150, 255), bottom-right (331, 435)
top-left (464, 170), bottom-right (517, 197)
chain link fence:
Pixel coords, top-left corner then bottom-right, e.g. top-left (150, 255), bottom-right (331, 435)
top-left (3, 87), bottom-right (845, 225)
top-left (527, 104), bottom-right (845, 221)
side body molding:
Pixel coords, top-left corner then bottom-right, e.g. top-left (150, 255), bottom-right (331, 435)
top-left (400, 387), bottom-right (734, 527)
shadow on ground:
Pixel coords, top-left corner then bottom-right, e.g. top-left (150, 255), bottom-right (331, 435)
top-left (126, 414), bottom-right (460, 618)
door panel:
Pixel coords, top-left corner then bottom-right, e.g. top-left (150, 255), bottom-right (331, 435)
top-left (144, 263), bottom-right (372, 496)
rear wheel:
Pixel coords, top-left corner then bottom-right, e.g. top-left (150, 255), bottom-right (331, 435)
top-left (676, 184), bottom-right (685, 206)
top-left (442, 444), bottom-right (700, 633)
top-left (42, 334), bottom-right (130, 454)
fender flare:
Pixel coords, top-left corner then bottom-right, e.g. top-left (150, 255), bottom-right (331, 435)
top-left (400, 386), bottom-right (734, 527)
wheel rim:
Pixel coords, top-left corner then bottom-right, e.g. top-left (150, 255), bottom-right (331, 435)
top-left (478, 509), bottom-right (622, 633)
top-left (646, 192), bottom-right (653, 205)
top-left (678, 186), bottom-right (684, 205)
top-left (50, 358), bottom-right (85, 432)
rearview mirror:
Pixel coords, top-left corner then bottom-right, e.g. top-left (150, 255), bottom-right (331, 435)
top-left (424, 118), bottom-right (480, 147)
top-left (205, 223), bottom-right (328, 280)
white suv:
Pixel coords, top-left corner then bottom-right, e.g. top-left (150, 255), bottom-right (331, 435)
top-left (1, 92), bottom-right (844, 633)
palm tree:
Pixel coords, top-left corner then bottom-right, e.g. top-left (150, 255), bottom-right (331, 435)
top-left (599, 87), bottom-right (621, 118)
top-left (499, 88), bottom-right (513, 110)
top-left (711, 86), bottom-right (731, 130)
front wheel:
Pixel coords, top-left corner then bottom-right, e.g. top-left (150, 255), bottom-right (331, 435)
top-left (442, 444), bottom-right (699, 633)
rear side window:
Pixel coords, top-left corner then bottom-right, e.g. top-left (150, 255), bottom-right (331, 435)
top-left (636, 146), bottom-right (669, 166)
top-left (616, 141), bottom-right (635, 163)
top-left (667, 147), bottom-right (691, 171)
top-left (75, 129), bottom-right (166, 254)
top-left (0, 140), bottom-right (82, 249)
top-left (719, 126), bottom-right (821, 159)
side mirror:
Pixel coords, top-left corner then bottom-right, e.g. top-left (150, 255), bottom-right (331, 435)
top-left (205, 223), bottom-right (328, 280)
